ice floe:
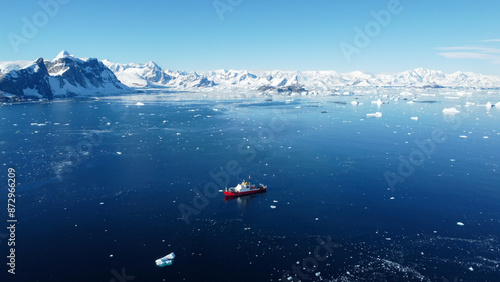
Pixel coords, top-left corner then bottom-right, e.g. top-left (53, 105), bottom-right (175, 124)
top-left (366, 112), bottom-right (382, 118)
top-left (372, 99), bottom-right (384, 107)
top-left (442, 107), bottom-right (460, 115)
top-left (155, 252), bottom-right (175, 267)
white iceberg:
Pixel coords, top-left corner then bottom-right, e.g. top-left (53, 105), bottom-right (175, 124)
top-left (136, 102), bottom-right (145, 106)
top-left (410, 116), bottom-right (418, 121)
top-left (155, 252), bottom-right (175, 267)
top-left (366, 112), bottom-right (382, 118)
top-left (371, 98), bottom-right (383, 107)
top-left (351, 101), bottom-right (359, 106)
top-left (442, 107), bottom-right (460, 115)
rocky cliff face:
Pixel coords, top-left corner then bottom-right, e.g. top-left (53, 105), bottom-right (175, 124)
top-left (0, 51), bottom-right (132, 100)
top-left (0, 58), bottom-right (53, 99)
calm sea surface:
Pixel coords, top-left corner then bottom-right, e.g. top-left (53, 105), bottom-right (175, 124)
top-left (1, 91), bottom-right (499, 281)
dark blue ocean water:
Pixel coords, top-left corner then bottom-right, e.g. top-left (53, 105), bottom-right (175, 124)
top-left (1, 92), bottom-right (499, 281)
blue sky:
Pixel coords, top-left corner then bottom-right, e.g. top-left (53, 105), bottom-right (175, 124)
top-left (1, 0), bottom-right (500, 74)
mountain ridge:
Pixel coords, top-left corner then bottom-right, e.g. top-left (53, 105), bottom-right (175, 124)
top-left (2, 51), bottom-right (500, 100)
top-left (0, 51), bottom-right (132, 100)
top-left (104, 59), bottom-right (500, 90)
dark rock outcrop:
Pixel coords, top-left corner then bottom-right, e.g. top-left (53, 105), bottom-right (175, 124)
top-left (0, 52), bottom-right (132, 99)
top-left (0, 58), bottom-right (53, 99)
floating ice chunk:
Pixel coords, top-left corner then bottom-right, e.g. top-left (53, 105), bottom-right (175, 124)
top-left (442, 107), bottom-right (460, 115)
top-left (155, 252), bottom-right (175, 267)
top-left (495, 102), bottom-right (500, 108)
top-left (390, 197), bottom-right (395, 200)
top-left (410, 117), bottom-right (418, 121)
top-left (366, 112), bottom-right (382, 118)
top-left (315, 272), bottom-right (321, 277)
top-left (465, 102), bottom-right (475, 107)
top-left (407, 101), bottom-right (414, 104)
top-left (456, 222), bottom-right (464, 226)
top-left (287, 276), bottom-right (293, 281)
top-left (116, 152), bottom-right (122, 155)
top-left (486, 102), bottom-right (492, 108)
top-left (372, 99), bottom-right (383, 107)
top-left (110, 254), bottom-right (113, 257)
top-left (270, 205), bottom-right (277, 209)
top-left (136, 102), bottom-right (144, 106)
top-left (483, 136), bottom-right (489, 139)
top-left (468, 266), bottom-right (474, 271)
top-left (273, 200), bottom-right (278, 203)
top-left (459, 135), bottom-right (467, 138)
top-left (351, 101), bottom-right (359, 106)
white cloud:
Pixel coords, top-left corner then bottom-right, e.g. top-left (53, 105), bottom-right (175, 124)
top-left (436, 46), bottom-right (500, 53)
top-left (481, 39), bottom-right (500, 42)
top-left (437, 52), bottom-right (498, 60)
top-left (436, 42), bottom-right (500, 64)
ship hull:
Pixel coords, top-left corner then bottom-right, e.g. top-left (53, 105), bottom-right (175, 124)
top-left (223, 187), bottom-right (267, 197)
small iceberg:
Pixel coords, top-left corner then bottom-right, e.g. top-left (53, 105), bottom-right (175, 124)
top-left (371, 99), bottom-right (383, 107)
top-left (136, 102), bottom-right (145, 106)
top-left (442, 107), bottom-right (460, 115)
top-left (350, 101), bottom-right (359, 106)
top-left (456, 222), bottom-right (464, 226)
top-left (366, 112), bottom-right (382, 118)
top-left (155, 252), bottom-right (175, 267)
top-left (410, 116), bottom-right (418, 121)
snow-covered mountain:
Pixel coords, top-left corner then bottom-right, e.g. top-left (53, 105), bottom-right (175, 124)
top-left (2, 51), bottom-right (500, 100)
top-left (0, 51), bottom-right (132, 100)
top-left (106, 61), bottom-right (500, 91)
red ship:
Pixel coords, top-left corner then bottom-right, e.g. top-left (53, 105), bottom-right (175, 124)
top-left (224, 176), bottom-right (267, 197)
